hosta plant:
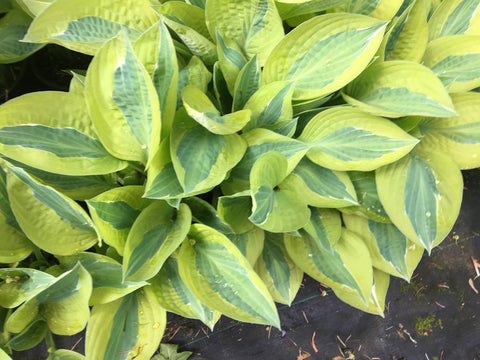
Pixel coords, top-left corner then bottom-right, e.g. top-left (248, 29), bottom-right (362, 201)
top-left (1, 0), bottom-right (480, 358)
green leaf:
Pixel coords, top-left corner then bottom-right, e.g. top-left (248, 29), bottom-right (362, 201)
top-left (23, 0), bottom-right (159, 55)
top-left (86, 31), bottom-right (161, 164)
top-left (418, 92), bottom-right (480, 169)
top-left (6, 264), bottom-right (92, 335)
top-left (376, 143), bottom-right (463, 252)
top-left (148, 257), bottom-right (218, 330)
top-left (123, 201), bottom-right (192, 282)
top-left (8, 318), bottom-right (47, 351)
top-left (343, 214), bottom-right (424, 280)
top-left (263, 13), bottom-right (387, 101)
top-left (177, 56), bottom-right (212, 108)
top-left (171, 108), bottom-right (247, 194)
top-left (47, 349), bottom-right (85, 360)
top-left (7, 166), bottom-right (99, 255)
top-left (206, 0), bottom-right (284, 65)
top-left (255, 232), bottom-right (303, 305)
top-left (87, 186), bottom-right (152, 255)
top-left (249, 152), bottom-right (310, 232)
top-left (218, 191), bottom-right (254, 234)
top-left (427, 0), bottom-right (480, 41)
top-left (280, 158), bottom-right (358, 208)
top-left (215, 30), bottom-right (247, 95)
top-left (342, 60), bottom-right (457, 118)
top-left (152, 344), bottom-right (192, 360)
top-left (181, 85), bottom-right (251, 134)
top-left (298, 107), bottom-right (418, 171)
top-left (178, 224), bottom-right (280, 327)
top-left (233, 56), bottom-right (261, 112)
top-left (213, 62), bottom-right (234, 114)
top-left (0, 92), bottom-right (127, 175)
top-left (85, 288), bottom-right (166, 360)
top-left (423, 35), bottom-right (480, 92)
top-left (183, 197), bottom-right (233, 235)
top-left (57, 252), bottom-right (146, 305)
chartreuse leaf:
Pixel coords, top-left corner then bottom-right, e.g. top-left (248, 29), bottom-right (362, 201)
top-left (156, 2), bottom-right (216, 65)
top-left (86, 31), bottom-right (161, 164)
top-left (423, 35), bottom-right (480, 92)
top-left (340, 171), bottom-right (391, 223)
top-left (148, 257), bottom-right (219, 330)
top-left (181, 85), bottom-right (251, 135)
top-left (243, 81), bottom-right (295, 132)
top-left (285, 210), bottom-right (373, 303)
top-left (177, 56), bottom-right (212, 107)
top-left (7, 166), bottom-right (99, 256)
top-left (223, 128), bottom-right (309, 193)
top-left (215, 30), bottom-right (247, 95)
top-left (6, 264), bottom-right (92, 336)
top-left (0, 92), bottom-right (127, 175)
top-left (123, 201), bottom-right (192, 282)
top-left (206, 0), bottom-right (284, 65)
top-left (376, 143), bottom-right (463, 253)
top-left (263, 13), bottom-right (387, 101)
top-left (57, 252), bottom-right (146, 305)
top-left (87, 186), bottom-right (153, 255)
top-left (183, 197), bottom-right (233, 235)
top-left (229, 227), bottom-right (265, 266)
top-left (298, 107), bottom-right (419, 171)
top-left (0, 9), bottom-right (43, 63)
top-left (144, 138), bottom-right (184, 200)
top-left (134, 21), bottom-right (178, 139)
top-left (233, 56), bottom-right (261, 112)
top-left (152, 344), bottom-right (192, 360)
top-left (427, 0), bottom-right (480, 41)
top-left (0, 166), bottom-right (32, 263)
top-left (418, 92), bottom-right (480, 169)
top-left (170, 109), bottom-right (247, 195)
top-left (0, 349), bottom-right (11, 360)
top-left (23, 0), bottom-right (159, 55)
top-left (218, 191), bottom-right (254, 234)
top-left (280, 157), bottom-right (358, 208)
top-left (20, 0), bottom-right (54, 17)
top-left (0, 268), bottom-right (54, 308)
top-left (255, 232), bottom-right (303, 305)
top-left (178, 224), bottom-right (280, 327)
top-left (48, 349), bottom-right (85, 360)
top-left (275, 0), bottom-right (348, 19)
top-left (86, 287), bottom-right (166, 360)
top-left (382, 0), bottom-right (428, 62)
top-left (336, 0), bottom-right (403, 20)
top-left (8, 318), bottom-right (47, 351)
top-left (343, 61), bottom-right (457, 118)
top-left (332, 268), bottom-right (389, 316)
top-left (343, 214), bottom-right (424, 280)
top-left (249, 152), bottom-right (310, 232)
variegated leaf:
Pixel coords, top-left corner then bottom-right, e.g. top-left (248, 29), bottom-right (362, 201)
top-left (229, 227), bottom-right (265, 266)
top-left (275, 0), bottom-right (348, 19)
top-left (176, 56), bottom-right (212, 107)
top-left (335, 0), bottom-right (403, 20)
top-left (218, 191), bottom-right (254, 234)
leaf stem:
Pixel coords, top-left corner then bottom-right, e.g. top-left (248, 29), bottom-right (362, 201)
top-left (128, 162), bottom-right (146, 175)
top-left (45, 330), bottom-right (56, 354)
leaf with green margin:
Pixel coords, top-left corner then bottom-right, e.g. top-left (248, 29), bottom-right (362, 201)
top-left (428, 0), bottom-right (480, 41)
top-left (0, 268), bottom-right (55, 308)
top-left (228, 227), bottom-right (265, 266)
top-left (86, 31), bottom-right (161, 164)
top-left (206, 0), bottom-right (284, 65)
top-left (418, 92), bottom-right (480, 170)
top-left (8, 318), bottom-right (47, 351)
top-left (376, 143), bottom-right (463, 253)
top-left (47, 349), bottom-right (85, 360)
top-left (152, 344), bottom-right (192, 360)
top-left (343, 214), bottom-right (424, 280)
top-left (275, 0), bottom-right (348, 19)
top-left (233, 56), bottom-right (261, 112)
top-left (181, 85), bottom-right (251, 135)
top-left (342, 61), bottom-right (457, 118)
top-left (148, 257), bottom-right (218, 330)
top-left (218, 191), bottom-right (254, 234)
top-left (263, 13), bottom-right (387, 101)
top-left (423, 35), bottom-right (480, 92)
top-left (6, 264), bottom-right (92, 336)
top-left (183, 197), bottom-right (233, 235)
top-left (134, 21), bottom-right (178, 140)
top-left (57, 252), bottom-right (147, 305)
top-left (171, 108), bottom-right (247, 195)
top-left (85, 287), bottom-right (166, 360)
top-left (87, 186), bottom-right (152, 255)
top-left (178, 224), bottom-right (280, 328)
top-left (0, 92), bottom-right (127, 175)
top-left (340, 171), bottom-right (391, 223)
top-left (285, 223), bottom-right (372, 303)
top-left (7, 166), bottom-right (99, 256)
top-left (255, 232), bottom-right (303, 305)
top-left (298, 107), bottom-right (418, 171)
top-left (215, 30), bottom-right (247, 94)
top-left (123, 201), bottom-right (192, 282)
top-left (280, 157), bottom-right (358, 208)
top-left (249, 152), bottom-right (310, 232)
top-left (23, 0), bottom-right (159, 55)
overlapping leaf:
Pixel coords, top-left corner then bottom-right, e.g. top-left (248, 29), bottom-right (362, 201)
top-left (335, 0), bottom-right (403, 20)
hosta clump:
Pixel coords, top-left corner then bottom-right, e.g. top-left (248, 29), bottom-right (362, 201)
top-left (1, 0), bottom-right (480, 358)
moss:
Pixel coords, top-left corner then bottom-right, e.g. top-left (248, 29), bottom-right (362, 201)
top-left (415, 314), bottom-right (443, 336)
